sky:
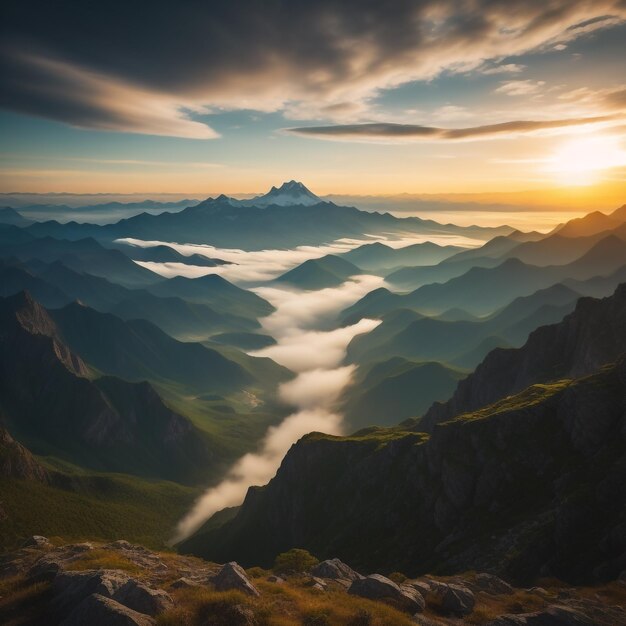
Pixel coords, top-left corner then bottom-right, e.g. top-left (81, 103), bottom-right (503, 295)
top-left (1, 1), bottom-right (625, 204)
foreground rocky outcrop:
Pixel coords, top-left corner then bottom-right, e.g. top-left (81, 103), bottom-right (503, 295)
top-left (1, 540), bottom-right (624, 625)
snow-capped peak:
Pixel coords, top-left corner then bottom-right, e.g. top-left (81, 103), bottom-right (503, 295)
top-left (246, 180), bottom-right (322, 207)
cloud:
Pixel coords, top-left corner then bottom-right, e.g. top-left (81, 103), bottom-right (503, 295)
top-left (253, 277), bottom-right (386, 333)
top-left (494, 80), bottom-right (546, 96)
top-left (173, 405), bottom-right (344, 542)
top-left (120, 237), bottom-right (385, 283)
top-left (481, 63), bottom-right (526, 75)
top-left (252, 319), bottom-right (381, 372)
top-left (286, 114), bottom-right (619, 143)
top-left (430, 105), bottom-right (473, 122)
top-left (173, 277), bottom-right (381, 542)
top-left (278, 366), bottom-right (357, 409)
top-left (2, 1), bottom-right (625, 136)
top-left (0, 53), bottom-right (218, 139)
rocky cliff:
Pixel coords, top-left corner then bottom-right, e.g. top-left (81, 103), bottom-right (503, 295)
top-left (182, 287), bottom-right (626, 585)
top-left (0, 291), bottom-right (213, 483)
top-left (420, 283), bottom-right (626, 431)
top-left (0, 427), bottom-right (49, 482)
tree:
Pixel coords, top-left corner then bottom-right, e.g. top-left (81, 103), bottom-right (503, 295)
top-left (273, 548), bottom-right (319, 574)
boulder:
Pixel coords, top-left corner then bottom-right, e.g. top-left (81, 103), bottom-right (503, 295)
top-left (399, 584), bottom-right (426, 611)
top-left (214, 562), bottom-right (260, 597)
top-left (52, 569), bottom-right (130, 611)
top-left (60, 593), bottom-right (155, 626)
top-left (310, 558), bottom-right (363, 582)
top-left (404, 579), bottom-right (431, 599)
top-left (113, 580), bottom-right (174, 616)
top-left (22, 535), bottom-right (52, 549)
top-left (348, 574), bottom-right (424, 613)
top-left (473, 573), bottom-right (513, 595)
top-left (28, 555), bottom-right (63, 581)
top-left (266, 575), bottom-right (285, 584)
top-left (440, 583), bottom-right (475, 616)
top-left (304, 576), bottom-right (327, 591)
top-left (170, 577), bottom-right (200, 589)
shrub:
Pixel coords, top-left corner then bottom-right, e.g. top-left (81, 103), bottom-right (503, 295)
top-left (246, 566), bottom-right (266, 579)
top-left (274, 548), bottom-right (319, 575)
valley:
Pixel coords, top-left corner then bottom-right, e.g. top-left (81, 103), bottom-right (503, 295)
top-left (1, 183), bottom-right (625, 625)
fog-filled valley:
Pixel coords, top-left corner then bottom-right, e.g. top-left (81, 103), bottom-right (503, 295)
top-left (2, 181), bottom-right (626, 625)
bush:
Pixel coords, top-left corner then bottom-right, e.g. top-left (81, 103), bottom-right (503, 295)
top-left (245, 566), bottom-right (266, 579)
top-left (273, 548), bottom-right (319, 575)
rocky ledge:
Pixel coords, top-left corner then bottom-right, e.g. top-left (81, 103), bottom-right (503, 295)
top-left (1, 539), bottom-right (625, 625)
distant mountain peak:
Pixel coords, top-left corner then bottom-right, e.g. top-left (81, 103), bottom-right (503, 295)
top-left (247, 180), bottom-right (323, 207)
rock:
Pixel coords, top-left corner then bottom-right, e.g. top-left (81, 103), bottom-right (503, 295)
top-left (214, 562), bottom-right (260, 597)
top-left (334, 578), bottom-right (353, 590)
top-left (310, 558), bottom-right (363, 582)
top-left (28, 555), bottom-right (63, 581)
top-left (60, 593), bottom-right (155, 626)
top-left (404, 579), bottom-right (431, 599)
top-left (65, 542), bottom-right (94, 553)
top-left (487, 604), bottom-right (598, 625)
top-left (349, 574), bottom-right (424, 613)
top-left (52, 569), bottom-right (131, 611)
top-left (22, 535), bottom-right (52, 549)
top-left (209, 603), bottom-right (257, 626)
top-left (304, 575), bottom-right (327, 591)
top-left (170, 577), bottom-right (200, 589)
top-left (473, 573), bottom-right (514, 595)
top-left (544, 605), bottom-right (603, 625)
top-left (440, 583), bottom-right (475, 616)
top-left (113, 580), bottom-right (174, 616)
top-left (108, 540), bottom-right (144, 551)
top-left (528, 587), bottom-right (550, 597)
top-left (266, 575), bottom-right (285, 584)
top-left (399, 584), bottom-right (426, 611)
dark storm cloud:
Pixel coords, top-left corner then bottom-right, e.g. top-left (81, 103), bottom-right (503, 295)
top-left (286, 115), bottom-right (621, 142)
top-left (1, 0), bottom-right (625, 137)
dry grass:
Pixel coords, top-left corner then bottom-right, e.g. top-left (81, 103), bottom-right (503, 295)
top-left (158, 580), bottom-right (417, 626)
top-left (0, 574), bottom-right (53, 626)
top-left (464, 590), bottom-right (547, 624)
top-left (62, 548), bottom-right (143, 575)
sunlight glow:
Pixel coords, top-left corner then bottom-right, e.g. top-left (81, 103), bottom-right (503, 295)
top-left (547, 135), bottom-right (626, 186)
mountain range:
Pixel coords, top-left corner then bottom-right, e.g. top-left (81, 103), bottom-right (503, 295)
top-left (181, 284), bottom-right (626, 585)
top-left (12, 182), bottom-right (512, 250)
top-left (2, 187), bottom-right (626, 607)
top-left (0, 292), bottom-right (214, 484)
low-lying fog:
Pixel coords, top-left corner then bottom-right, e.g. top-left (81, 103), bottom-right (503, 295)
top-left (173, 277), bottom-right (382, 542)
top-left (118, 233), bottom-right (482, 284)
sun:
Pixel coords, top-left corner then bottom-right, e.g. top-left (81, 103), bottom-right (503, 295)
top-left (547, 134), bottom-right (626, 186)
